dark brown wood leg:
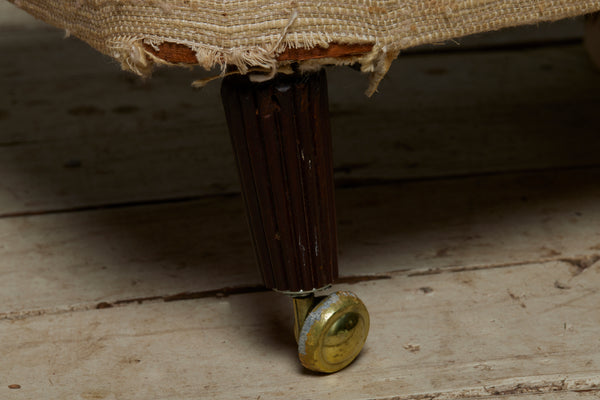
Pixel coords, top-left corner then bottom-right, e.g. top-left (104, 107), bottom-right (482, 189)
top-left (221, 70), bottom-right (369, 373)
top-left (221, 70), bottom-right (338, 293)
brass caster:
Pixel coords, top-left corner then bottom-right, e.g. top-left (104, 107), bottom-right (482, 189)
top-left (292, 291), bottom-right (369, 373)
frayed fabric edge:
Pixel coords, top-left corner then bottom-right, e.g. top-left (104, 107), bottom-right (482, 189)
top-left (296, 46), bottom-right (400, 96)
top-left (107, 37), bottom-right (398, 96)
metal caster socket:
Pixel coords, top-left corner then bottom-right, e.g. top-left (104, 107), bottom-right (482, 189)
top-left (292, 291), bottom-right (369, 373)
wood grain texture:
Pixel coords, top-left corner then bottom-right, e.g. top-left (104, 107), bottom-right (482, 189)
top-left (276, 43), bottom-right (374, 61)
top-left (2, 261), bottom-right (599, 399)
top-left (144, 42), bottom-right (199, 64)
top-left (4, 167), bottom-right (600, 318)
top-left (221, 71), bottom-right (337, 291)
top-left (2, 31), bottom-right (600, 216)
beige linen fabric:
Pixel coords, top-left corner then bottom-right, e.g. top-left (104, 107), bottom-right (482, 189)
top-left (8, 0), bottom-right (600, 93)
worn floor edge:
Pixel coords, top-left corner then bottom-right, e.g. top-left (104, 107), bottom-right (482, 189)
top-left (371, 374), bottom-right (600, 400)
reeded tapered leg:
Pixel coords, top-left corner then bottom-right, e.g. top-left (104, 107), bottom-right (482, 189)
top-left (221, 70), bottom-right (337, 293)
top-left (221, 70), bottom-right (368, 373)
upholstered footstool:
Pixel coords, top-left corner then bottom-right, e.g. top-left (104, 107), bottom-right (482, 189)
top-left (8, 0), bottom-right (600, 373)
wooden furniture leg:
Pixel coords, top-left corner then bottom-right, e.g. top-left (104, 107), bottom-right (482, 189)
top-left (221, 70), bottom-right (369, 373)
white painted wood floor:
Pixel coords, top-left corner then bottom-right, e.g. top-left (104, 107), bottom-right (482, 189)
top-left (1, 6), bottom-right (600, 400)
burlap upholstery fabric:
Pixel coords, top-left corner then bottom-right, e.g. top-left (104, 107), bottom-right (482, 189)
top-left (9, 0), bottom-right (600, 93)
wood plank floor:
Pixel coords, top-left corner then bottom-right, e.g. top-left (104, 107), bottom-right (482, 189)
top-left (3, 262), bottom-right (600, 399)
top-left (1, 8), bottom-right (600, 400)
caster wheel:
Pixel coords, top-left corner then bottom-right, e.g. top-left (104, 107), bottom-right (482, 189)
top-left (293, 291), bottom-right (369, 373)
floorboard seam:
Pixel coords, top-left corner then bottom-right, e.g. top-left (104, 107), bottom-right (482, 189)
top-left (4, 255), bottom-right (596, 322)
top-left (2, 255), bottom-right (588, 322)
